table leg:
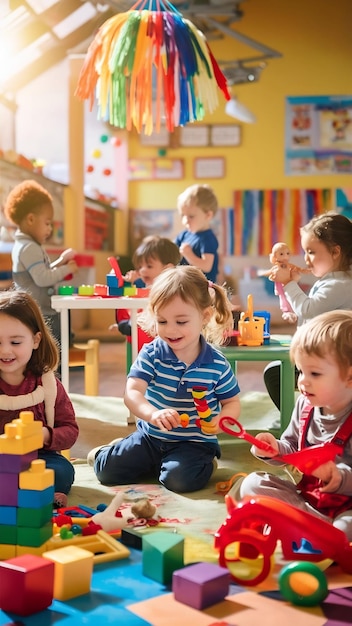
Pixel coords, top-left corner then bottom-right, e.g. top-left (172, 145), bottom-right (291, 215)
top-left (59, 309), bottom-right (70, 391)
top-left (280, 358), bottom-right (296, 433)
top-left (130, 309), bottom-right (138, 363)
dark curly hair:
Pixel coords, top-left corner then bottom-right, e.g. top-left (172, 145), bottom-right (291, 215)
top-left (4, 180), bottom-right (53, 226)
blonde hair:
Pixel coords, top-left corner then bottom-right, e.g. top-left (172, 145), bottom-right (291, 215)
top-left (139, 266), bottom-right (233, 346)
top-left (177, 184), bottom-right (218, 215)
top-left (290, 310), bottom-right (352, 377)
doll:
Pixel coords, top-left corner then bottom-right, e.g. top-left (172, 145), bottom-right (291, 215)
top-left (268, 242), bottom-right (298, 323)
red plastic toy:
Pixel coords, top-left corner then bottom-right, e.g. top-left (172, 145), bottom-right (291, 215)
top-left (219, 416), bottom-right (343, 474)
top-left (215, 493), bottom-right (352, 586)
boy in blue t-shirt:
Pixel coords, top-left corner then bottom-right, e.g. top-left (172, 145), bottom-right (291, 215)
top-left (175, 184), bottom-right (219, 283)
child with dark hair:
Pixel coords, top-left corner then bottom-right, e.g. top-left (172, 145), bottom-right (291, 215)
top-left (0, 290), bottom-right (78, 508)
top-left (113, 235), bottom-right (181, 351)
top-left (4, 179), bottom-right (78, 346)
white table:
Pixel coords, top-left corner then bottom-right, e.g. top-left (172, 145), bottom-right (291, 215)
top-left (51, 295), bottom-right (149, 392)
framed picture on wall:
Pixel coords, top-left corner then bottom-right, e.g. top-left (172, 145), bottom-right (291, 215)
top-left (210, 125), bottom-right (241, 146)
top-left (194, 157), bottom-right (225, 179)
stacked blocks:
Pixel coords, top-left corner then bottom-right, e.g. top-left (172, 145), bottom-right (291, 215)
top-left (172, 562), bottom-right (230, 609)
top-left (142, 531), bottom-right (184, 584)
top-left (0, 411), bottom-right (54, 559)
top-left (0, 554), bottom-right (55, 615)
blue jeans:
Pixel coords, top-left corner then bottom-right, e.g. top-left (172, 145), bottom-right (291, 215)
top-left (38, 450), bottom-right (75, 495)
top-left (94, 421), bottom-right (220, 493)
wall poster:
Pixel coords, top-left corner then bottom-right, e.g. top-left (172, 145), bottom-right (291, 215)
top-left (285, 95), bottom-right (352, 175)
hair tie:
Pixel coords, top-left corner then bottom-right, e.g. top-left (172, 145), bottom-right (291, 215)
top-left (208, 280), bottom-right (214, 288)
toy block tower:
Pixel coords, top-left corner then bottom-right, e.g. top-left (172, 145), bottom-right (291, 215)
top-left (0, 411), bottom-right (54, 559)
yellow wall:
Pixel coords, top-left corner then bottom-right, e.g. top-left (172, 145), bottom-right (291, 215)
top-left (127, 0), bottom-right (352, 211)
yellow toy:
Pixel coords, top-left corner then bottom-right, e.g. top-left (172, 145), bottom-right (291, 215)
top-left (238, 295), bottom-right (264, 346)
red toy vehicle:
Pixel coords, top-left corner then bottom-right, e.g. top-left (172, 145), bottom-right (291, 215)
top-left (214, 494), bottom-right (352, 586)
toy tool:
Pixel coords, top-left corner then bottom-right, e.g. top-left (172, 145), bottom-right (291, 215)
top-left (107, 256), bottom-right (124, 287)
top-left (219, 416), bottom-right (343, 474)
top-left (238, 294), bottom-right (265, 346)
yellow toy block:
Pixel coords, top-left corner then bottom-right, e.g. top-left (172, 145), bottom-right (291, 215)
top-left (16, 544), bottom-right (48, 557)
top-left (0, 412), bottom-right (43, 455)
top-left (42, 546), bottom-right (93, 601)
top-left (44, 529), bottom-right (130, 565)
top-left (0, 544), bottom-right (16, 559)
top-left (19, 460), bottom-right (54, 491)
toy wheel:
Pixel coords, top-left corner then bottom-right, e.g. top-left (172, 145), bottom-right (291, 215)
top-left (219, 528), bottom-right (275, 587)
top-left (279, 561), bottom-right (328, 606)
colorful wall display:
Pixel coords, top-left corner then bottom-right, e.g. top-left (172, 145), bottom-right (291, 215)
top-left (285, 95), bottom-right (352, 175)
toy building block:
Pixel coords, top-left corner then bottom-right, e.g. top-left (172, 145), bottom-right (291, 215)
top-left (120, 526), bottom-right (153, 550)
top-left (0, 450), bottom-right (37, 473)
top-left (0, 505), bottom-right (17, 525)
top-left (0, 554), bottom-right (54, 616)
top-left (45, 529), bottom-right (130, 565)
top-left (0, 472), bottom-right (19, 506)
top-left (17, 502), bottom-right (53, 528)
top-left (17, 521), bottom-right (53, 548)
top-left (142, 531), bottom-right (184, 585)
top-left (0, 525), bottom-right (17, 545)
top-left (0, 411), bottom-right (43, 455)
top-left (42, 545), bottom-right (93, 601)
top-left (172, 562), bottom-right (230, 610)
top-left (19, 459), bottom-right (55, 491)
top-left (0, 543), bottom-right (16, 559)
top-left (18, 485), bottom-right (54, 509)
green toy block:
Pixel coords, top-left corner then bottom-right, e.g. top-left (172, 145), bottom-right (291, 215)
top-left (17, 522), bottom-right (53, 547)
top-left (142, 531), bottom-right (184, 585)
top-left (17, 503), bottom-right (53, 528)
top-left (0, 525), bottom-right (17, 545)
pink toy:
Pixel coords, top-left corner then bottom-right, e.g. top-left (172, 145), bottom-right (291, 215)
top-left (219, 416), bottom-right (343, 474)
top-left (215, 493), bottom-right (352, 586)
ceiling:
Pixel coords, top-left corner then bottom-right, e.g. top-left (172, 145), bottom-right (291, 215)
top-left (0, 0), bottom-right (282, 111)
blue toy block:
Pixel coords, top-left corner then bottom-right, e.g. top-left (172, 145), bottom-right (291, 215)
top-left (0, 506), bottom-right (17, 525)
top-left (142, 531), bottom-right (184, 585)
top-left (0, 473), bottom-right (18, 506)
top-left (172, 562), bottom-right (230, 609)
top-left (106, 274), bottom-right (119, 288)
top-left (18, 485), bottom-right (54, 508)
top-left (0, 450), bottom-right (37, 473)
top-left (108, 286), bottom-right (124, 296)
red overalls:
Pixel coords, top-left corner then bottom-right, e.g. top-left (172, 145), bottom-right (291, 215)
top-left (296, 405), bottom-right (352, 518)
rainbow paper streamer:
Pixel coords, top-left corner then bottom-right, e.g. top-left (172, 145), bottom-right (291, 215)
top-left (75, 0), bottom-right (230, 134)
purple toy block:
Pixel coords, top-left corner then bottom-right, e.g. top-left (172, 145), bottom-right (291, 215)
top-left (172, 562), bottom-right (230, 610)
top-left (0, 473), bottom-right (18, 506)
top-left (0, 450), bottom-right (37, 473)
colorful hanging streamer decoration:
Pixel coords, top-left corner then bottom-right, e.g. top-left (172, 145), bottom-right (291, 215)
top-left (75, 0), bottom-right (230, 135)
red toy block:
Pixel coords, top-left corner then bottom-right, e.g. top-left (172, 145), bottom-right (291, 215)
top-left (172, 562), bottom-right (230, 609)
top-left (0, 554), bottom-right (54, 616)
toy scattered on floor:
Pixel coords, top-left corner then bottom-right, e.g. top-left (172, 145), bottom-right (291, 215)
top-left (142, 531), bottom-right (184, 585)
top-left (238, 294), bottom-right (265, 346)
top-left (173, 562), bottom-right (230, 610)
top-left (278, 561), bottom-right (329, 607)
top-left (215, 493), bottom-right (352, 586)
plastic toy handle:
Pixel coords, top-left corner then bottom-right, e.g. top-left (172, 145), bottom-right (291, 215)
top-left (108, 256), bottom-right (124, 287)
top-left (219, 417), bottom-right (277, 454)
top-left (247, 294), bottom-right (254, 320)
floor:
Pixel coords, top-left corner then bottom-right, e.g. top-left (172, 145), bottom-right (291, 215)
top-left (68, 324), bottom-right (294, 398)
